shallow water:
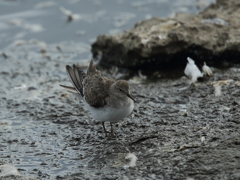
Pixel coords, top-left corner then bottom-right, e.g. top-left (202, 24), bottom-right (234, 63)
top-left (0, 0), bottom-right (213, 50)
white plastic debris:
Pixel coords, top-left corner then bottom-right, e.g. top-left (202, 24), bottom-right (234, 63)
top-left (184, 57), bottom-right (203, 83)
top-left (200, 136), bottom-right (206, 143)
top-left (14, 84), bottom-right (27, 90)
top-left (214, 85), bottom-right (222, 96)
top-left (211, 80), bottom-right (233, 96)
top-left (0, 164), bottom-right (20, 177)
top-left (125, 153), bottom-right (137, 167)
top-left (202, 62), bottom-right (213, 76)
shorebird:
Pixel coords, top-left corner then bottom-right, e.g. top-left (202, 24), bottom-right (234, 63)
top-left (60, 60), bottom-right (136, 136)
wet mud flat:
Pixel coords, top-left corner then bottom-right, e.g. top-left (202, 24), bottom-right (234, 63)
top-left (1, 43), bottom-right (240, 180)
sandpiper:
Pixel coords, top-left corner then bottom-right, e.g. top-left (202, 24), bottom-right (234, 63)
top-left (60, 60), bottom-right (136, 136)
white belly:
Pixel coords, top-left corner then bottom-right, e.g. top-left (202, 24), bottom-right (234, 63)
top-left (84, 101), bottom-right (134, 123)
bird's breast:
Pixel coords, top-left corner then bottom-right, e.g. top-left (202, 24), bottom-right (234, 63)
top-left (84, 99), bottom-right (134, 123)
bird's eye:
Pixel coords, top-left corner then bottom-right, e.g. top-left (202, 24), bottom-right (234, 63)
top-left (119, 88), bottom-right (122, 92)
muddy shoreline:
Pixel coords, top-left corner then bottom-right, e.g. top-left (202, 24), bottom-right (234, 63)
top-left (1, 43), bottom-right (240, 179)
top-left (1, 0), bottom-right (240, 179)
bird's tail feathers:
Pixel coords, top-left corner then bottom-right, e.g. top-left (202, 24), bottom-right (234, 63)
top-left (65, 64), bottom-right (86, 97)
top-left (59, 84), bottom-right (83, 99)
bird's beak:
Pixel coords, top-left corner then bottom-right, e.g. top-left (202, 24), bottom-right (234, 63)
top-left (127, 93), bottom-right (136, 103)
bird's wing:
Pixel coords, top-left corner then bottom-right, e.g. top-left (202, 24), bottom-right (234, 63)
top-left (83, 74), bottom-right (115, 108)
top-left (86, 59), bottom-right (101, 76)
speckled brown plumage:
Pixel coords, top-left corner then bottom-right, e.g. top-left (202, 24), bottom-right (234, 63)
top-left (60, 59), bottom-right (135, 136)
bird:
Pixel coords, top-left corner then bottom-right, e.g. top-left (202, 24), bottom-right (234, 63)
top-left (60, 60), bottom-right (136, 137)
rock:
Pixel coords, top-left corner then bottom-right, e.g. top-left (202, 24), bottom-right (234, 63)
top-left (91, 0), bottom-right (240, 70)
top-left (27, 87), bottom-right (37, 91)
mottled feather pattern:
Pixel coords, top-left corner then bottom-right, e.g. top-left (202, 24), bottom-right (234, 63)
top-left (87, 60), bottom-right (101, 76)
top-left (83, 74), bottom-right (114, 108)
top-left (60, 59), bottom-right (135, 135)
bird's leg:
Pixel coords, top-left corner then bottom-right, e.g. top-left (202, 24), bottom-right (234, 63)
top-left (110, 122), bottom-right (117, 136)
top-left (101, 122), bottom-right (108, 137)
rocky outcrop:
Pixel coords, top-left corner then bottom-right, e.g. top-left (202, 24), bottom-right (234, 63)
top-left (91, 0), bottom-right (240, 70)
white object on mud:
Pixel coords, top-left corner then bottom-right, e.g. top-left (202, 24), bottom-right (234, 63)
top-left (211, 80), bottom-right (234, 96)
top-left (0, 164), bottom-right (20, 177)
top-left (214, 85), bottom-right (222, 96)
top-left (125, 153), bottom-right (137, 167)
top-left (201, 136), bottom-right (206, 143)
top-left (184, 57), bottom-right (203, 83)
top-left (202, 62), bottom-right (213, 76)
top-left (14, 84), bottom-right (26, 90)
